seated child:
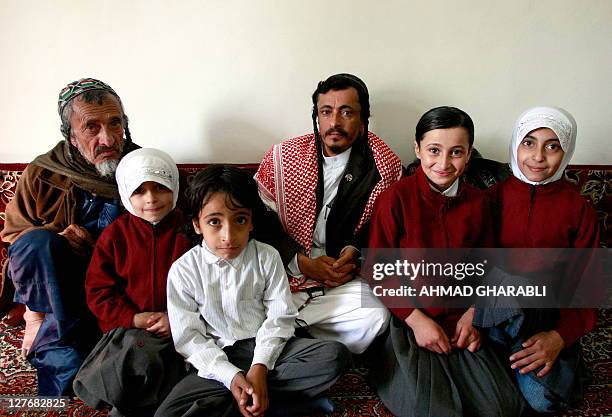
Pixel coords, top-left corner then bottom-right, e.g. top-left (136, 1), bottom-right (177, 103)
top-left (367, 106), bottom-right (524, 417)
top-left (155, 165), bottom-right (350, 417)
top-left (477, 106), bottom-right (600, 413)
top-left (73, 148), bottom-right (191, 417)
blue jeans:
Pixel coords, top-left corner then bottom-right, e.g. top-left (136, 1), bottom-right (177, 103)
top-left (482, 309), bottom-right (588, 413)
top-left (8, 229), bottom-right (99, 395)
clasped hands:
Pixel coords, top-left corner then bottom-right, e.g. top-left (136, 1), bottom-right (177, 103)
top-left (297, 247), bottom-right (359, 287)
top-left (132, 312), bottom-right (171, 338)
top-left (230, 364), bottom-right (268, 417)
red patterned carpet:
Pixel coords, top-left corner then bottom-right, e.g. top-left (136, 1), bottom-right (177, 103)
top-left (0, 165), bottom-right (610, 416)
top-left (1, 311), bottom-right (610, 417)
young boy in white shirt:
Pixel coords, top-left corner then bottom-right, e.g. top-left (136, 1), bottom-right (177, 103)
top-left (157, 165), bottom-right (350, 417)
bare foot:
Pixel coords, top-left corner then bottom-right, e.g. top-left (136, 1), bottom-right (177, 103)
top-left (22, 307), bottom-right (45, 359)
top-left (3, 303), bottom-right (26, 326)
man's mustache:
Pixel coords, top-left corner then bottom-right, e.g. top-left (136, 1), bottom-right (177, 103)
top-left (94, 145), bottom-right (120, 157)
top-left (324, 128), bottom-right (348, 138)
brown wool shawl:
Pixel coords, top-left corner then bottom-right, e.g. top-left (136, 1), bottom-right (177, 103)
top-left (32, 140), bottom-right (140, 199)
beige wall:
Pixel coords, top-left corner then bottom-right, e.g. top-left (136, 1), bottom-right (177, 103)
top-left (1, 0), bottom-right (611, 164)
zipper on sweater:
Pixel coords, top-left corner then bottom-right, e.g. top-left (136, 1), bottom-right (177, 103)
top-left (528, 186), bottom-right (537, 226)
top-left (441, 201), bottom-right (450, 247)
top-left (152, 224), bottom-right (158, 310)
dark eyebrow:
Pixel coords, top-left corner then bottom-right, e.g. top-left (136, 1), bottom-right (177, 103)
top-left (203, 209), bottom-right (251, 218)
top-left (524, 135), bottom-right (559, 142)
top-left (423, 143), bottom-right (466, 150)
top-left (203, 212), bottom-right (223, 218)
top-left (319, 104), bottom-right (355, 111)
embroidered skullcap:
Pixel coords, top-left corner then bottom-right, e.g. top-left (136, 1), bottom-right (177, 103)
top-left (115, 148), bottom-right (180, 217)
top-left (510, 106), bottom-right (577, 185)
top-left (58, 78), bottom-right (120, 116)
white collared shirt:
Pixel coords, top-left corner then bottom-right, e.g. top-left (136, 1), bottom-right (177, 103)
top-left (430, 178), bottom-right (460, 197)
top-left (312, 147), bottom-right (352, 257)
top-left (167, 239), bottom-right (297, 389)
top-left (287, 148), bottom-right (352, 275)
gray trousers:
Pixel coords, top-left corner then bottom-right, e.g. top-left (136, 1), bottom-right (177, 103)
top-left (154, 337), bottom-right (350, 417)
top-left (367, 317), bottom-right (525, 417)
top-left (74, 328), bottom-right (186, 415)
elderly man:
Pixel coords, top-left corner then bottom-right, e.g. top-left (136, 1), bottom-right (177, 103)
top-left (0, 78), bottom-right (139, 395)
top-left (255, 73), bottom-right (403, 354)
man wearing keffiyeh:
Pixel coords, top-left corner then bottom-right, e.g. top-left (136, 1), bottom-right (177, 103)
top-left (1, 78), bottom-right (139, 396)
top-left (255, 73), bottom-right (403, 354)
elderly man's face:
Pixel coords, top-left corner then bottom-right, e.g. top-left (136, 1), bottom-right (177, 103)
top-left (69, 95), bottom-right (125, 176)
top-left (316, 87), bottom-right (364, 156)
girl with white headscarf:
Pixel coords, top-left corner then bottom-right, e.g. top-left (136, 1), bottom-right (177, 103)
top-left (509, 106), bottom-right (576, 185)
top-left (74, 148), bottom-right (191, 416)
top-left (479, 107), bottom-right (600, 413)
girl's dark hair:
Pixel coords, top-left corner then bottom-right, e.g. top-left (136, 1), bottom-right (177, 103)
top-left (184, 165), bottom-right (267, 246)
top-left (415, 106), bottom-right (474, 147)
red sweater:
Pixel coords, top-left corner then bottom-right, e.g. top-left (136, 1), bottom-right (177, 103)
top-left (488, 176), bottom-right (600, 346)
top-left (369, 166), bottom-right (494, 323)
top-left (86, 209), bottom-right (191, 333)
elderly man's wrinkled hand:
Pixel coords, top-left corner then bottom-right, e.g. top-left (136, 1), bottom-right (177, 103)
top-left (59, 224), bottom-right (94, 255)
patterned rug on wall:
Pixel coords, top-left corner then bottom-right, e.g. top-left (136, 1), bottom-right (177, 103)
top-left (1, 310), bottom-right (610, 417)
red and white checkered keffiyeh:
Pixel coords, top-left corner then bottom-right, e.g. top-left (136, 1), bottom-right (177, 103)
top-left (255, 131), bottom-right (402, 257)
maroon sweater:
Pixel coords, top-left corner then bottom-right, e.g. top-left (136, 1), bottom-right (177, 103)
top-left (488, 176), bottom-right (600, 346)
top-left (86, 209), bottom-right (191, 333)
top-left (369, 166), bottom-right (494, 324)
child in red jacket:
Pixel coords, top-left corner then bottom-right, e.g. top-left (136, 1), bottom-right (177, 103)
top-left (479, 106), bottom-right (600, 414)
top-left (74, 148), bottom-right (191, 417)
top-left (367, 106), bottom-right (524, 417)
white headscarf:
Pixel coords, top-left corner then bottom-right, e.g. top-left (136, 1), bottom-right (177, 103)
top-left (115, 148), bottom-right (180, 216)
top-left (510, 106), bottom-right (577, 185)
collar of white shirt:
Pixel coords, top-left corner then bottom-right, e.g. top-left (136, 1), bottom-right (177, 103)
top-left (321, 146), bottom-right (352, 168)
top-left (200, 240), bottom-right (248, 268)
top-left (428, 177), bottom-right (460, 197)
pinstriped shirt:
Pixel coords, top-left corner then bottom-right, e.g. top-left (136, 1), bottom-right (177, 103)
top-left (166, 239), bottom-right (297, 389)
